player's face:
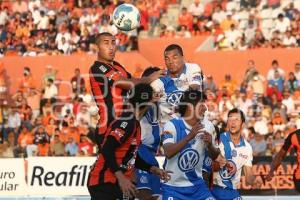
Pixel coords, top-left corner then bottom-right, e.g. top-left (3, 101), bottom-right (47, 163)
top-left (97, 35), bottom-right (117, 62)
top-left (164, 49), bottom-right (185, 76)
top-left (227, 113), bottom-right (243, 134)
top-left (195, 101), bottom-right (207, 120)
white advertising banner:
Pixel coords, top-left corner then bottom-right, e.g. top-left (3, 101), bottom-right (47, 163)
top-left (27, 157), bottom-right (95, 196)
top-left (0, 158), bottom-right (27, 196)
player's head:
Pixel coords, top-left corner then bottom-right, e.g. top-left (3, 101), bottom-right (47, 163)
top-left (227, 108), bottom-right (245, 135)
top-left (129, 83), bottom-right (153, 110)
top-left (95, 32), bottom-right (116, 63)
top-left (164, 44), bottom-right (185, 76)
top-left (178, 89), bottom-right (207, 120)
top-left (141, 66), bottom-right (160, 77)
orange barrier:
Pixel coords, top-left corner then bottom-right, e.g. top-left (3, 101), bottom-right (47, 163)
top-left (3, 41), bottom-right (300, 96)
top-left (138, 36), bottom-right (209, 67)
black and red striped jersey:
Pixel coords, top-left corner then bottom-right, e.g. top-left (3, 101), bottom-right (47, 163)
top-left (89, 61), bottom-right (131, 141)
top-left (88, 112), bottom-right (141, 186)
top-left (282, 129), bottom-right (300, 179)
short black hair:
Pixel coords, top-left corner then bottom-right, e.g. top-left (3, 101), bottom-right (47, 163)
top-left (141, 66), bottom-right (160, 77)
top-left (178, 89), bottom-right (206, 116)
top-left (95, 32), bottom-right (114, 45)
top-left (227, 108), bottom-right (246, 123)
top-left (272, 59), bottom-right (278, 65)
top-left (129, 83), bottom-right (153, 108)
top-left (164, 44), bottom-right (184, 56)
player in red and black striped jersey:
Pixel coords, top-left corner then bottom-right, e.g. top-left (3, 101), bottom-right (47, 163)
top-left (88, 83), bottom-right (171, 200)
top-left (267, 129), bottom-right (300, 192)
top-left (90, 32), bottom-right (165, 147)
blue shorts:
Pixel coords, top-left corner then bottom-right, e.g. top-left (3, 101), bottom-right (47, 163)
top-left (136, 169), bottom-right (161, 196)
top-left (211, 185), bottom-right (242, 200)
top-left (161, 181), bottom-right (215, 200)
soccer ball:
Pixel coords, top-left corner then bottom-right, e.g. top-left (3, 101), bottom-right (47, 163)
top-left (112, 3), bottom-right (140, 31)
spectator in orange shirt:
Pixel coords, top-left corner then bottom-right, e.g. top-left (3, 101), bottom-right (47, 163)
top-left (14, 125), bottom-right (33, 157)
top-left (60, 121), bottom-right (70, 144)
top-left (37, 138), bottom-right (50, 156)
top-left (15, 21), bottom-right (30, 38)
top-left (220, 74), bottom-right (237, 95)
top-left (220, 12), bottom-right (237, 32)
top-left (178, 7), bottom-right (193, 31)
top-left (19, 67), bottom-right (35, 95)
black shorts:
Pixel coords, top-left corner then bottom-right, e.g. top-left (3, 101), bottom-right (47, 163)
top-left (88, 183), bottom-right (135, 200)
top-left (293, 174), bottom-right (300, 193)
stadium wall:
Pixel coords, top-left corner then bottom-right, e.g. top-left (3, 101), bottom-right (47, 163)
top-left (3, 41), bottom-right (300, 96)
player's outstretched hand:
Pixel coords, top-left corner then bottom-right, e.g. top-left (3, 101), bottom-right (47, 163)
top-left (266, 171), bottom-right (274, 181)
top-left (149, 70), bottom-right (167, 82)
top-left (188, 122), bottom-right (204, 141)
top-left (215, 155), bottom-right (226, 168)
top-left (151, 166), bottom-right (172, 182)
top-left (116, 172), bottom-right (137, 198)
top-left (200, 132), bottom-right (212, 145)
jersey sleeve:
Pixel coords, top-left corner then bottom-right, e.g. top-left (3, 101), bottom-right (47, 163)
top-left (188, 63), bottom-right (203, 86)
top-left (108, 120), bottom-right (135, 144)
top-left (150, 79), bottom-right (165, 93)
top-left (161, 121), bottom-right (176, 145)
top-left (90, 63), bottom-right (121, 86)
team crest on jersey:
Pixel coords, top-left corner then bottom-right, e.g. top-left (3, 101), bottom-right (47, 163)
top-left (178, 149), bottom-right (200, 172)
top-left (99, 65), bottom-right (108, 73)
top-left (231, 149), bottom-right (237, 157)
top-left (219, 160), bottom-right (237, 180)
top-left (166, 90), bottom-right (184, 106)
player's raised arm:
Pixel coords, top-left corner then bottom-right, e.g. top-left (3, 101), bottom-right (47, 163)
top-left (114, 69), bottom-right (166, 90)
top-left (162, 121), bottom-right (204, 159)
top-left (266, 147), bottom-right (289, 181)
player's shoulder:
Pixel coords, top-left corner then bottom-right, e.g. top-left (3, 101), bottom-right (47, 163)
top-left (185, 63), bottom-right (202, 73)
top-left (90, 61), bottom-right (113, 74)
top-left (111, 116), bottom-right (137, 131)
top-left (243, 139), bottom-right (253, 151)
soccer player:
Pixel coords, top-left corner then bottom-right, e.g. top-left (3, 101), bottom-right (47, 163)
top-left (211, 108), bottom-right (258, 200)
top-left (135, 67), bottom-right (162, 200)
top-left (161, 90), bottom-right (224, 200)
top-left (88, 83), bottom-right (171, 200)
top-left (266, 129), bottom-right (300, 192)
top-left (151, 44), bottom-right (204, 123)
top-left (89, 32), bottom-right (164, 147)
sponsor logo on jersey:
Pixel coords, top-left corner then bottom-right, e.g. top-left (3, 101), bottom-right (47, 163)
top-left (178, 149), bottom-right (200, 172)
top-left (219, 160), bottom-right (237, 180)
top-left (166, 90), bottom-right (184, 106)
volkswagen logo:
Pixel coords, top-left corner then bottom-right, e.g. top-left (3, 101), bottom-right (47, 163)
top-left (178, 149), bottom-right (200, 172)
top-left (219, 160), bottom-right (237, 180)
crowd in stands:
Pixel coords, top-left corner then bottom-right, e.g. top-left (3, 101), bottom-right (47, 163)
top-left (0, 59), bottom-right (300, 158)
top-left (1, 0), bottom-right (300, 56)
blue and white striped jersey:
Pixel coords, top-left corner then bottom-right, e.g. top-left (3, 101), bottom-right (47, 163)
top-left (213, 132), bottom-right (253, 189)
top-left (151, 63), bottom-right (203, 123)
top-left (161, 117), bottom-right (216, 188)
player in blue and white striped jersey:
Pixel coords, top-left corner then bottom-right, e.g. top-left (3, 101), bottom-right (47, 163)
top-left (211, 108), bottom-right (259, 200)
top-left (161, 90), bottom-right (226, 200)
top-left (136, 67), bottom-right (163, 200)
top-left (150, 44), bottom-right (204, 123)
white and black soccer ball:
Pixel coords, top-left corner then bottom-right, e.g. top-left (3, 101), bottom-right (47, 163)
top-left (112, 3), bottom-right (140, 31)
